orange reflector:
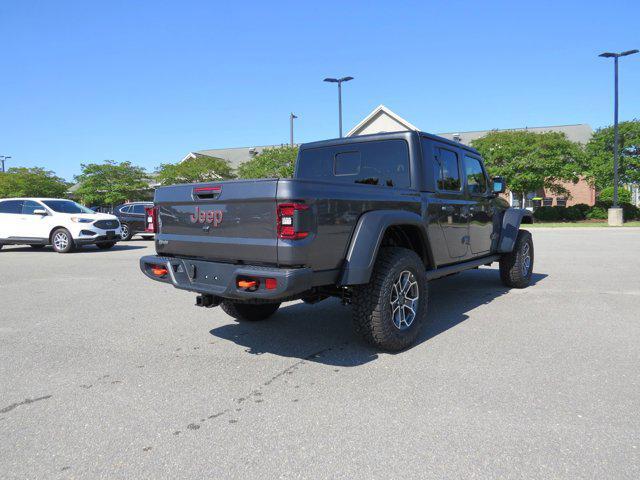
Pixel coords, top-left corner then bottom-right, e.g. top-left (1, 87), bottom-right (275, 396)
top-left (150, 265), bottom-right (168, 277)
top-left (237, 279), bottom-right (257, 289)
top-left (265, 278), bottom-right (277, 290)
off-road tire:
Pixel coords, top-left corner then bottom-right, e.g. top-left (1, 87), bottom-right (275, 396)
top-left (220, 301), bottom-right (281, 321)
top-left (119, 224), bottom-right (133, 241)
top-left (351, 247), bottom-right (429, 351)
top-left (30, 244), bottom-right (46, 249)
top-left (96, 242), bottom-right (116, 250)
top-left (51, 228), bottom-right (74, 254)
top-left (499, 229), bottom-right (534, 288)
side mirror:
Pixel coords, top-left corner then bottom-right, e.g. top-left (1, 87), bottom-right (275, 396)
top-left (33, 209), bottom-right (48, 216)
top-left (491, 177), bottom-right (506, 194)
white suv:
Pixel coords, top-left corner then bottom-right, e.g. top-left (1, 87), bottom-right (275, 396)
top-left (0, 198), bottom-right (122, 253)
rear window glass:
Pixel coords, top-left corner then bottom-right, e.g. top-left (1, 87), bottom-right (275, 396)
top-left (335, 151), bottom-right (361, 175)
top-left (132, 204), bottom-right (146, 214)
top-left (297, 139), bottom-right (410, 188)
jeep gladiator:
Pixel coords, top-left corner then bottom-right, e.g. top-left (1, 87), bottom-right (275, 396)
top-left (140, 131), bottom-right (534, 351)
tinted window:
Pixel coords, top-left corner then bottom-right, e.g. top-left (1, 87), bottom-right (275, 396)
top-left (22, 200), bottom-right (44, 215)
top-left (297, 139), bottom-right (410, 188)
top-left (43, 200), bottom-right (94, 214)
top-left (464, 156), bottom-right (487, 194)
top-left (118, 205), bottom-right (131, 214)
top-left (334, 152), bottom-right (360, 176)
top-left (0, 200), bottom-right (24, 214)
top-left (132, 204), bottom-right (146, 214)
top-left (436, 148), bottom-right (461, 191)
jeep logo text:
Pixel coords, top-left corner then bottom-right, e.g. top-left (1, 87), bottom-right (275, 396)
top-left (190, 206), bottom-right (223, 227)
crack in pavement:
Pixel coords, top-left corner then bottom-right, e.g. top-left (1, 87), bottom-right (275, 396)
top-left (173, 342), bottom-right (348, 437)
top-left (0, 395), bottom-right (52, 414)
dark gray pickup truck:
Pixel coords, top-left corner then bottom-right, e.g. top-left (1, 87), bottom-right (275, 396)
top-left (140, 131), bottom-right (533, 351)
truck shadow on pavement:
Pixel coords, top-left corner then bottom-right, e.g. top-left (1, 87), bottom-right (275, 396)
top-left (209, 268), bottom-right (547, 367)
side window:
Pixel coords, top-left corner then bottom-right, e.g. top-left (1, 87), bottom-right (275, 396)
top-left (119, 205), bottom-right (131, 214)
top-left (132, 204), bottom-right (146, 214)
top-left (358, 140), bottom-right (410, 188)
top-left (0, 200), bottom-right (24, 214)
top-left (334, 151), bottom-right (360, 176)
top-left (22, 200), bottom-right (44, 215)
top-left (436, 148), bottom-right (461, 191)
top-left (464, 156), bottom-right (488, 195)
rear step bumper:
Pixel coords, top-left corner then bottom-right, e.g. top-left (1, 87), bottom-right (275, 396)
top-left (140, 255), bottom-right (313, 300)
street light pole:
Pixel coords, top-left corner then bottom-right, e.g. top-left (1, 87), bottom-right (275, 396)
top-left (613, 55), bottom-right (619, 207)
top-left (599, 49), bottom-right (638, 211)
top-left (0, 156), bottom-right (11, 173)
top-left (323, 76), bottom-right (354, 138)
top-left (290, 113), bottom-right (298, 147)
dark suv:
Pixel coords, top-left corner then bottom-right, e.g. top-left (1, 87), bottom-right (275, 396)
top-left (114, 202), bottom-right (154, 240)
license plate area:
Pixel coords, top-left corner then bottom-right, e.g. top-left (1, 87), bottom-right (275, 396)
top-left (181, 260), bottom-right (232, 289)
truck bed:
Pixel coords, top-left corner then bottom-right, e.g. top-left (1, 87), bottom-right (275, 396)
top-left (153, 178), bottom-right (421, 274)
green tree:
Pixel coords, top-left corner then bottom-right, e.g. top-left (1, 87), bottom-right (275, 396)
top-left (155, 155), bottom-right (234, 185)
top-left (471, 130), bottom-right (585, 202)
top-left (598, 185), bottom-right (632, 203)
top-left (584, 120), bottom-right (640, 190)
top-left (74, 160), bottom-right (148, 206)
top-left (237, 145), bottom-right (298, 179)
top-left (0, 167), bottom-right (70, 198)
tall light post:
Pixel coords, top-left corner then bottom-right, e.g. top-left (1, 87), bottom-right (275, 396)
top-left (0, 155), bottom-right (11, 173)
top-left (324, 76), bottom-right (354, 137)
top-left (598, 49), bottom-right (638, 216)
top-left (290, 112), bottom-right (298, 147)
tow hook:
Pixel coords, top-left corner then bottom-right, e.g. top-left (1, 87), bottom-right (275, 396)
top-left (196, 294), bottom-right (221, 308)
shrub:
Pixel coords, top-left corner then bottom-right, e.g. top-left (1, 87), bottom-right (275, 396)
top-left (586, 206), bottom-right (607, 220)
top-left (622, 203), bottom-right (640, 220)
top-left (563, 205), bottom-right (586, 221)
top-left (533, 206), bottom-right (563, 222)
top-left (573, 203), bottom-right (591, 215)
top-left (595, 200), bottom-right (640, 221)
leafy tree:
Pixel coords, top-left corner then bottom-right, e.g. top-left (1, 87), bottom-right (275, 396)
top-left (237, 145), bottom-right (298, 179)
top-left (74, 160), bottom-right (148, 206)
top-left (471, 130), bottom-right (585, 202)
top-left (0, 167), bottom-right (70, 198)
top-left (584, 120), bottom-right (640, 190)
top-left (156, 155), bottom-right (234, 185)
top-left (598, 185), bottom-right (631, 203)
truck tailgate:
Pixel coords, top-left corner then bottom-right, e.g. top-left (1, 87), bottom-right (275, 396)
top-left (154, 179), bottom-right (279, 264)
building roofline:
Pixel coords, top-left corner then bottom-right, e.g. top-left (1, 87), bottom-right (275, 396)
top-left (346, 104), bottom-right (420, 137)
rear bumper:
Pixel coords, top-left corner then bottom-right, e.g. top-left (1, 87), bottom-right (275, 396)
top-left (139, 255), bottom-right (314, 300)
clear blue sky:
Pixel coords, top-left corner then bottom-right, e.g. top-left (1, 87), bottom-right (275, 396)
top-left (1, 0), bottom-right (639, 180)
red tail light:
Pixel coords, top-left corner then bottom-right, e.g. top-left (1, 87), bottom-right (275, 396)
top-left (277, 203), bottom-right (309, 240)
top-left (145, 206), bottom-right (159, 233)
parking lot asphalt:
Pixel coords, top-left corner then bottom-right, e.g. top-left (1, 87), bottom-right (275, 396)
top-left (1, 228), bottom-right (639, 479)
